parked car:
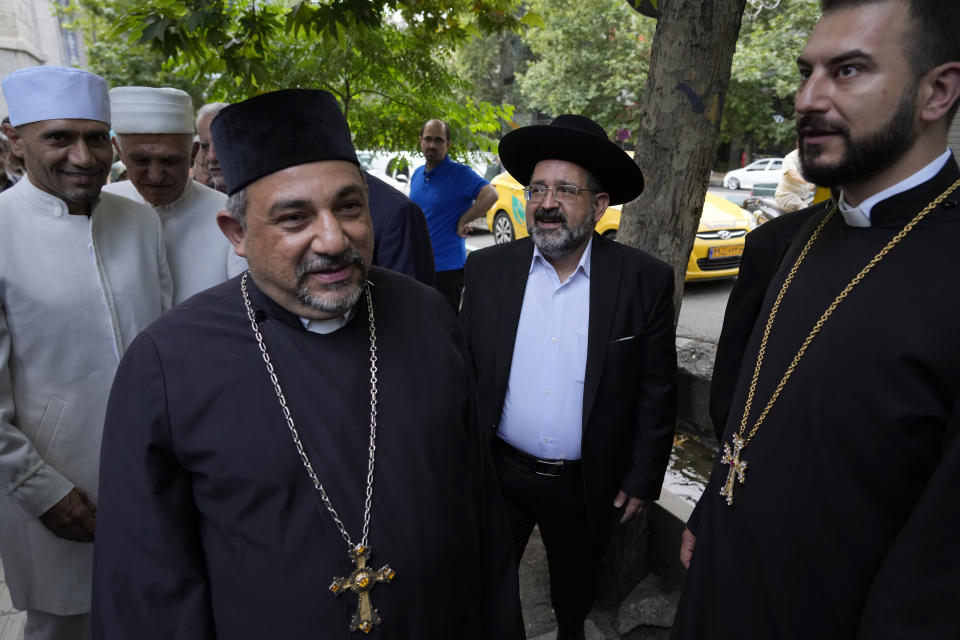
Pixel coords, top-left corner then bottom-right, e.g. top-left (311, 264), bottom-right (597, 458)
top-left (356, 150), bottom-right (419, 194)
top-left (484, 171), bottom-right (759, 281)
top-left (723, 158), bottom-right (785, 190)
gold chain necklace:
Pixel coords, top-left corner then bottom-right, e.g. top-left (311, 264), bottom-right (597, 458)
top-left (720, 177), bottom-right (960, 506)
top-left (241, 273), bottom-right (395, 633)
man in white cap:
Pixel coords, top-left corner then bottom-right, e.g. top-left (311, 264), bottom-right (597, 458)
top-left (0, 65), bottom-right (171, 640)
top-left (104, 86), bottom-right (245, 304)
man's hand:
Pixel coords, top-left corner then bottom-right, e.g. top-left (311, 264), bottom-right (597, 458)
top-left (39, 487), bottom-right (96, 542)
top-left (680, 527), bottom-right (696, 568)
top-left (457, 184), bottom-right (499, 238)
top-left (457, 216), bottom-right (474, 238)
top-left (613, 490), bottom-right (646, 524)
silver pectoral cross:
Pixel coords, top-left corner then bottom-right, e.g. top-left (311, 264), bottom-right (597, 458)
top-left (719, 434), bottom-right (748, 506)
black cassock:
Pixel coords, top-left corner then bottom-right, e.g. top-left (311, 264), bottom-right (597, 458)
top-left (673, 159), bottom-right (960, 639)
top-left (93, 267), bottom-right (522, 639)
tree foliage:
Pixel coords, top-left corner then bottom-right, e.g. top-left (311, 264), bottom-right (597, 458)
top-left (720, 0), bottom-right (820, 151)
top-left (207, 24), bottom-right (512, 153)
top-left (58, 0), bottom-right (206, 107)
top-left (109, 0), bottom-right (526, 92)
top-left (517, 0), bottom-right (655, 134)
top-left (65, 0), bottom-right (523, 154)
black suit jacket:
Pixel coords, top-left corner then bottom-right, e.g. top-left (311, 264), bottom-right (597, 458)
top-left (367, 172), bottom-right (436, 286)
top-left (460, 233), bottom-right (678, 538)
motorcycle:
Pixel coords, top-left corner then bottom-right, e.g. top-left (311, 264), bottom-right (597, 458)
top-left (741, 195), bottom-right (788, 223)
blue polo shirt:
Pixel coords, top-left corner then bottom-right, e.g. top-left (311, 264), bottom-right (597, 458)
top-left (410, 156), bottom-right (489, 272)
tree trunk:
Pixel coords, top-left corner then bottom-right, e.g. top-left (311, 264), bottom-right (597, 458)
top-left (618, 0), bottom-right (747, 322)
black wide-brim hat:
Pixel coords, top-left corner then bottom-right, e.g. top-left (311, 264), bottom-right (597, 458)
top-left (211, 89), bottom-right (359, 195)
top-left (498, 114), bottom-right (644, 205)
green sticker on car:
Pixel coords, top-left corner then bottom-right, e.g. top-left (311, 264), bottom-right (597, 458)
top-left (512, 195), bottom-right (526, 225)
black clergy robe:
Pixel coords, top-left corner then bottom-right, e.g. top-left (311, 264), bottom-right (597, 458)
top-left (672, 159), bottom-right (960, 639)
top-left (92, 267), bottom-right (522, 639)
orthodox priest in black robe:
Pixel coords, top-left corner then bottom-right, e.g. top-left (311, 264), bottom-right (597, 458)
top-left (92, 89), bottom-right (522, 639)
top-left (673, 1), bottom-right (960, 637)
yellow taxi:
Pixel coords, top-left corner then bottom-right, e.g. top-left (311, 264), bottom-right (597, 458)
top-left (484, 171), bottom-right (758, 281)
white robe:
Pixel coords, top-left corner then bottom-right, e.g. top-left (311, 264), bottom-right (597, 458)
top-left (0, 178), bottom-right (171, 614)
top-left (103, 179), bottom-right (246, 304)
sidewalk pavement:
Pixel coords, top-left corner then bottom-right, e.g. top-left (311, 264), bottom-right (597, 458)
top-left (0, 562), bottom-right (25, 640)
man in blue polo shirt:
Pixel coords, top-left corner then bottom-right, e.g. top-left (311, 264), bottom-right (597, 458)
top-left (410, 119), bottom-right (498, 309)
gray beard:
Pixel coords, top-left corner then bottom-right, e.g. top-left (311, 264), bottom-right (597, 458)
top-left (528, 207), bottom-right (597, 260)
top-left (297, 282), bottom-right (363, 315)
top-left (295, 249), bottom-right (366, 315)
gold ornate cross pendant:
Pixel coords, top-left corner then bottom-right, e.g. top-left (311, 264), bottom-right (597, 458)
top-left (720, 434), bottom-right (748, 506)
top-left (330, 544), bottom-right (396, 634)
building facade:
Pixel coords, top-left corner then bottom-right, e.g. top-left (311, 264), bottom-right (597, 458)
top-left (0, 0), bottom-right (86, 118)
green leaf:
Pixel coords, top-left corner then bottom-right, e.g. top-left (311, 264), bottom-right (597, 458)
top-left (520, 11), bottom-right (545, 28)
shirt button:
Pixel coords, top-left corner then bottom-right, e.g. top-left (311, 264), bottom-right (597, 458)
top-left (550, 337), bottom-right (559, 343)
top-left (545, 388), bottom-right (552, 395)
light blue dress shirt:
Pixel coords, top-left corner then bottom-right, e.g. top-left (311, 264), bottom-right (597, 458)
top-left (497, 238), bottom-right (593, 460)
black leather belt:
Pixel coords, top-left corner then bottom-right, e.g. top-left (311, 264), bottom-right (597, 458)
top-left (494, 437), bottom-right (581, 477)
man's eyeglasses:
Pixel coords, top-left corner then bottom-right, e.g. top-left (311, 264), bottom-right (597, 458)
top-left (524, 184), bottom-right (595, 203)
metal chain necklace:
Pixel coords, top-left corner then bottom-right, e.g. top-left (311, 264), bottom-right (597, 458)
top-left (720, 177), bottom-right (960, 506)
top-left (240, 272), bottom-right (395, 634)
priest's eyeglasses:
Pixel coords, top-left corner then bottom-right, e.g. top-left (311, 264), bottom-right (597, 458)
top-left (524, 184), bottom-right (596, 203)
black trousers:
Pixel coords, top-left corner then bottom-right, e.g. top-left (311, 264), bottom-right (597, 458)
top-left (435, 268), bottom-right (464, 310)
top-left (492, 439), bottom-right (604, 630)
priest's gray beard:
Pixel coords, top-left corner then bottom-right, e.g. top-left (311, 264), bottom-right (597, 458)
top-left (296, 249), bottom-right (366, 315)
top-left (799, 80), bottom-right (919, 188)
top-left (528, 206), bottom-right (597, 261)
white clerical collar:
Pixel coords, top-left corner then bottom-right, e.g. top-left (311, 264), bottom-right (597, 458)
top-left (838, 149), bottom-right (952, 227)
top-left (299, 307), bottom-right (356, 334)
top-left (530, 236), bottom-right (593, 280)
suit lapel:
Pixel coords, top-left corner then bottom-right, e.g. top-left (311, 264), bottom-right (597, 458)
top-left (582, 233), bottom-right (622, 429)
top-left (494, 239), bottom-right (534, 415)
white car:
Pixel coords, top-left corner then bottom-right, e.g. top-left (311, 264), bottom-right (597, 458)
top-left (723, 157), bottom-right (785, 190)
top-left (356, 150), bottom-right (421, 195)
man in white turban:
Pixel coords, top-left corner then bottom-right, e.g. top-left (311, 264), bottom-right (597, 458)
top-left (104, 87), bottom-right (245, 304)
top-left (0, 65), bottom-right (171, 640)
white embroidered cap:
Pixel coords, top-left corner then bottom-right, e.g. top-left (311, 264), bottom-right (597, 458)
top-left (1, 65), bottom-right (110, 127)
top-left (109, 86), bottom-right (194, 135)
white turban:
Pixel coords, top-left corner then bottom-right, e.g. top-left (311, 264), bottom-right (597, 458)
top-left (110, 86), bottom-right (195, 135)
top-left (1, 65), bottom-right (110, 127)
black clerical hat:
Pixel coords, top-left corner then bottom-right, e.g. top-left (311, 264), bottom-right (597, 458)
top-left (210, 89), bottom-right (358, 195)
top-left (498, 114), bottom-right (644, 205)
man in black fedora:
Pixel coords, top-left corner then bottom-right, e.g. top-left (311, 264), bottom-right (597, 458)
top-left (92, 89), bottom-right (522, 639)
top-left (459, 115), bottom-right (678, 639)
